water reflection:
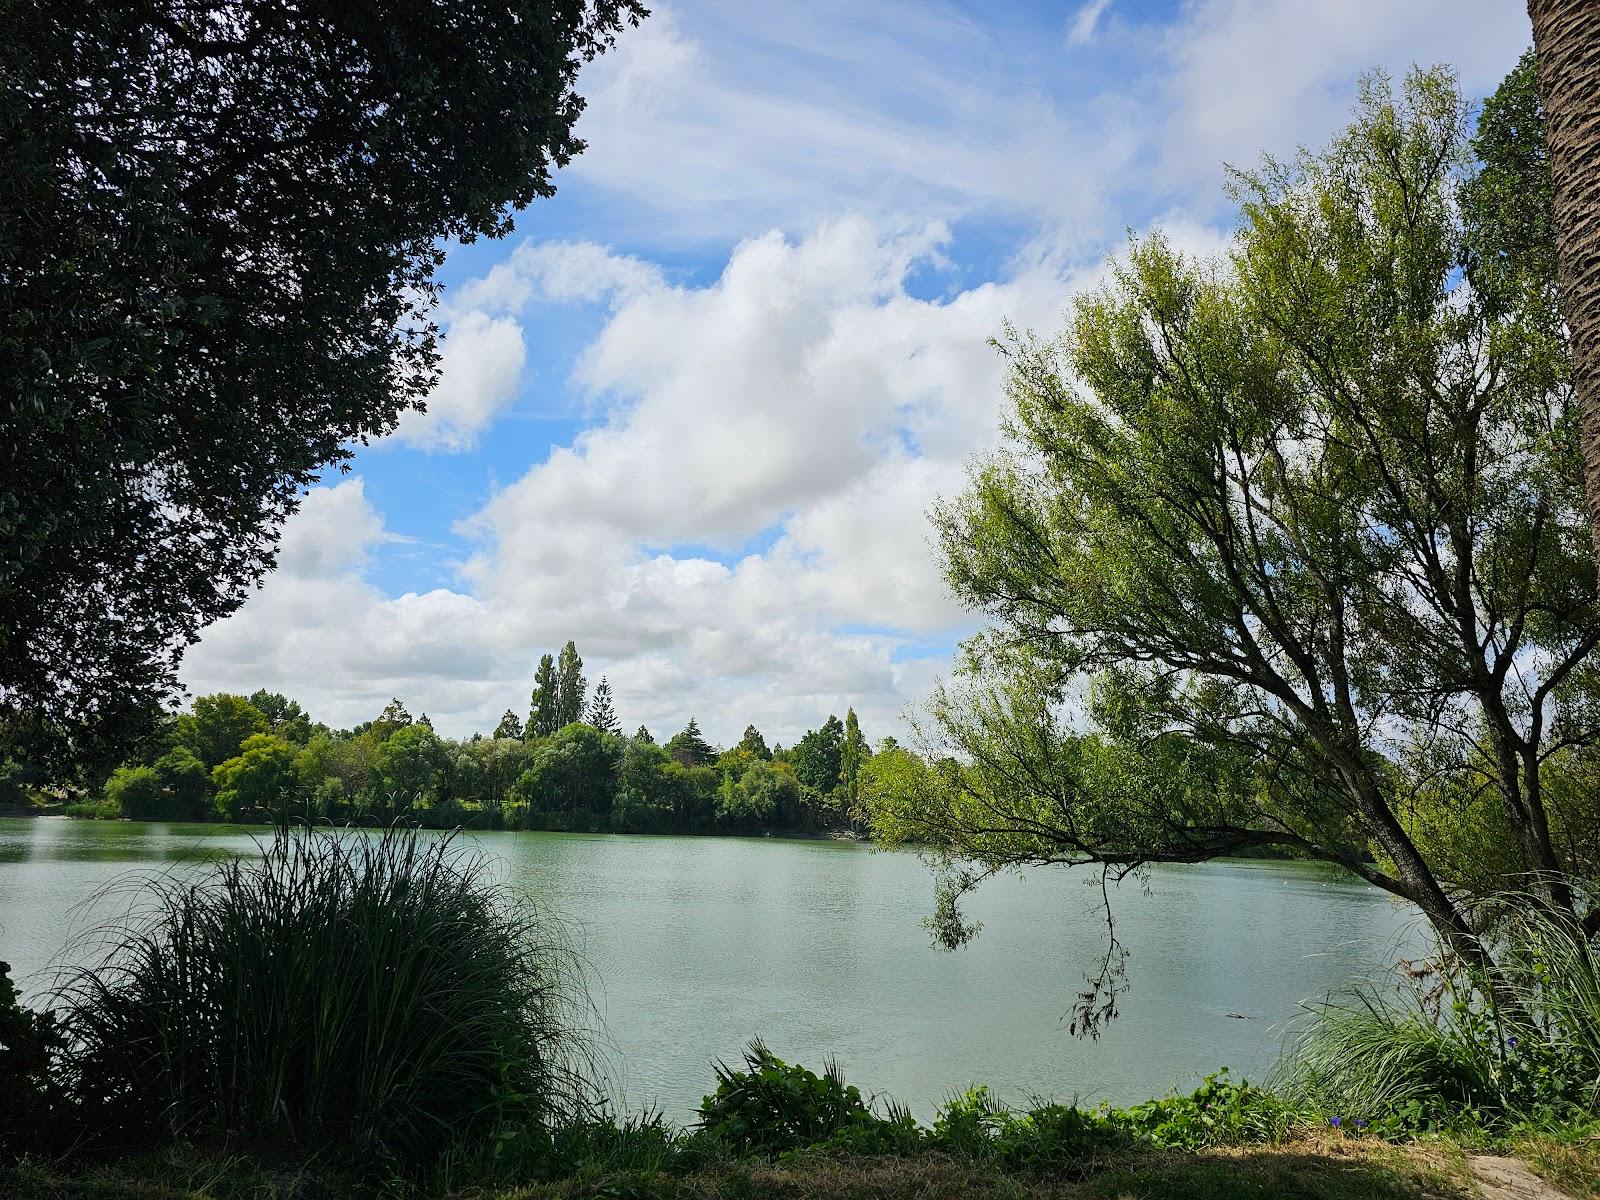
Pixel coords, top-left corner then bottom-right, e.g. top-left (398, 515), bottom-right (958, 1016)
top-left (0, 818), bottom-right (1424, 1120)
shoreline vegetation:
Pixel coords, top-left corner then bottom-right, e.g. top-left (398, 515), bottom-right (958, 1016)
top-left (0, 642), bottom-right (1312, 863)
top-left (1, 642), bottom-right (907, 842)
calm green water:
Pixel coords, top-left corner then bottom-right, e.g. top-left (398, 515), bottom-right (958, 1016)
top-left (0, 817), bottom-right (1422, 1120)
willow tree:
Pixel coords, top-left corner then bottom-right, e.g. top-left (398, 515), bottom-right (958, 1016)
top-left (882, 67), bottom-right (1600, 1031)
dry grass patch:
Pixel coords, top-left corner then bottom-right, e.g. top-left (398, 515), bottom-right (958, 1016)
top-left (1514, 1130), bottom-right (1600, 1200)
top-left (499, 1138), bottom-right (1475, 1200)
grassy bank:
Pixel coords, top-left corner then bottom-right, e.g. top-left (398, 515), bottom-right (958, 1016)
top-left (0, 1136), bottom-right (1492, 1200)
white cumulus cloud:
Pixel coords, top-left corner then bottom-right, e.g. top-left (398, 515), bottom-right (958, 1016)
top-left (183, 0), bottom-right (1533, 747)
top-left (390, 312), bottom-right (527, 452)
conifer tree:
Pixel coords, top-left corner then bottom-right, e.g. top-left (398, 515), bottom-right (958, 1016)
top-left (493, 709), bottom-right (524, 740)
top-left (556, 640), bottom-right (586, 726)
top-left (587, 676), bottom-right (621, 734)
top-left (666, 717), bottom-right (715, 766)
top-left (527, 653), bottom-right (560, 739)
top-left (378, 698), bottom-right (412, 727)
top-left (737, 724), bottom-right (772, 760)
top-left (633, 725), bottom-right (654, 744)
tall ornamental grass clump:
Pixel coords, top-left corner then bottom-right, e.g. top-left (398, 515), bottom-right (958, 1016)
top-left (1281, 903), bottom-right (1600, 1131)
top-left (58, 824), bottom-right (593, 1168)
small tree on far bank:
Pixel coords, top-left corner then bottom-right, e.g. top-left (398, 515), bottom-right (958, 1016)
top-left (493, 710), bottom-right (525, 741)
top-left (666, 718), bottom-right (716, 767)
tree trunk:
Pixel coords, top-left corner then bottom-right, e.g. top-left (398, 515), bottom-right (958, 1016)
top-left (1529, 2), bottom-right (1600, 560)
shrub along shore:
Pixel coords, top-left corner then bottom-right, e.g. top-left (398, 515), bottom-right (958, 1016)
top-left (1, 824), bottom-right (1595, 1199)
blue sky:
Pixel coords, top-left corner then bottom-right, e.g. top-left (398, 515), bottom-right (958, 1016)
top-left (182, 0), bottom-right (1531, 745)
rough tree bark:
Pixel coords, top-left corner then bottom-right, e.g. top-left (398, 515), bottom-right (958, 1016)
top-left (1529, 2), bottom-right (1600, 558)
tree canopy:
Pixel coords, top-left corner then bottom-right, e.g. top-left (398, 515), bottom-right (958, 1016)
top-left (878, 64), bottom-right (1600, 1031)
top-left (0, 0), bottom-right (644, 779)
top-left (737, 725), bottom-right (772, 760)
top-left (493, 710), bottom-right (526, 741)
top-left (31, 674), bottom-right (893, 842)
top-left (792, 716), bottom-right (845, 797)
top-left (177, 694), bottom-right (269, 771)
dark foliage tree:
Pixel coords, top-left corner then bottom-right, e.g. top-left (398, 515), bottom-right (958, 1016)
top-left (248, 690), bottom-right (312, 744)
top-left (587, 677), bottom-right (620, 734)
top-left (666, 718), bottom-right (716, 767)
top-left (0, 0), bottom-right (645, 779)
top-left (369, 723), bottom-right (450, 809)
top-left (514, 723), bottom-right (621, 816)
top-left (528, 654), bottom-right (560, 739)
top-left (493, 710), bottom-right (525, 741)
top-left (152, 747), bottom-right (212, 821)
top-left (792, 716), bottom-right (844, 796)
top-left (633, 725), bottom-right (655, 744)
top-left (369, 699), bottom-right (414, 743)
top-left (555, 641), bottom-right (586, 727)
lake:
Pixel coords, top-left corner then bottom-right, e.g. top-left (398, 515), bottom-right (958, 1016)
top-left (0, 817), bottom-right (1423, 1121)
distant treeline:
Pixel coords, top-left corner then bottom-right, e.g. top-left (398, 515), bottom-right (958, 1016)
top-left (28, 642), bottom-right (926, 836)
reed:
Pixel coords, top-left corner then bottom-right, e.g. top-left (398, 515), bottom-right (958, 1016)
top-left (58, 823), bottom-right (595, 1169)
top-left (1280, 900), bottom-right (1600, 1127)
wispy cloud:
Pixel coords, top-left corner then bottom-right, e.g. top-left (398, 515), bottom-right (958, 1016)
top-left (1065, 0), bottom-right (1111, 49)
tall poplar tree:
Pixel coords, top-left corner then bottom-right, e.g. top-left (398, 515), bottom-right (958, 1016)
top-left (527, 654), bottom-right (560, 739)
top-left (840, 708), bottom-right (869, 811)
top-left (556, 640), bottom-right (586, 726)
